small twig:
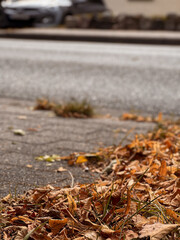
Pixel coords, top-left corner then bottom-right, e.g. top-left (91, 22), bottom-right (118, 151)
top-left (102, 183), bottom-right (114, 219)
top-left (67, 170), bottom-right (74, 188)
top-left (128, 151), bottom-right (137, 162)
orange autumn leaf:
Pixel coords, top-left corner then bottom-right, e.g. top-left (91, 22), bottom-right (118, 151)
top-left (166, 209), bottom-right (180, 223)
top-left (124, 189), bottom-right (131, 215)
top-left (167, 166), bottom-right (179, 174)
top-left (76, 156), bottom-right (88, 164)
top-left (10, 216), bottom-right (34, 224)
top-left (94, 202), bottom-right (103, 215)
top-left (149, 162), bottom-right (160, 175)
top-left (159, 159), bottom-right (167, 179)
top-left (157, 112), bottom-right (163, 122)
top-left (144, 178), bottom-right (155, 185)
top-left (136, 116), bottom-right (145, 122)
top-left (164, 139), bottom-right (173, 148)
top-left (130, 169), bottom-right (136, 175)
top-left (49, 218), bottom-right (68, 235)
top-left (122, 113), bottom-right (137, 120)
top-left (114, 208), bottom-right (125, 214)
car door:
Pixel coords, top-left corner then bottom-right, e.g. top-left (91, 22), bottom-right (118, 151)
top-left (72, 0), bottom-right (106, 14)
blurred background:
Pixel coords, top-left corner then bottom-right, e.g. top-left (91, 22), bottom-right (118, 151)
top-left (0, 0), bottom-right (180, 115)
top-left (1, 0), bottom-right (180, 30)
top-left (0, 0), bottom-right (180, 197)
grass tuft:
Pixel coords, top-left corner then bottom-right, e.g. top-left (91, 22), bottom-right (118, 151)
top-left (34, 98), bottom-right (94, 118)
top-left (54, 100), bottom-right (94, 118)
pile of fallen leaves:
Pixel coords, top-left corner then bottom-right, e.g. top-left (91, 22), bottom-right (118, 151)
top-left (121, 112), bottom-right (163, 123)
top-left (0, 119), bottom-right (180, 239)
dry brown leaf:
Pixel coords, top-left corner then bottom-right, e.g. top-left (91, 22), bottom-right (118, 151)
top-left (101, 225), bottom-right (115, 235)
top-left (57, 167), bottom-right (67, 172)
top-left (132, 215), bottom-right (149, 228)
top-left (74, 238), bottom-right (85, 240)
top-left (159, 159), bottom-right (167, 179)
top-left (2, 194), bottom-right (11, 202)
top-left (10, 216), bottom-right (34, 224)
top-left (139, 223), bottom-right (180, 240)
top-left (166, 208), bottom-right (180, 223)
top-left (157, 112), bottom-right (163, 122)
top-left (124, 189), bottom-right (131, 215)
top-left (2, 232), bottom-right (8, 240)
top-left (49, 218), bottom-right (68, 235)
top-left (67, 193), bottom-right (77, 215)
top-left (84, 230), bottom-right (103, 240)
top-left (125, 230), bottom-right (138, 240)
top-left (26, 164), bottom-right (33, 168)
top-left (14, 227), bottom-right (28, 240)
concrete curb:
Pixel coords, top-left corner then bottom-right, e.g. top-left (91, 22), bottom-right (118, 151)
top-left (1, 28), bottom-right (180, 45)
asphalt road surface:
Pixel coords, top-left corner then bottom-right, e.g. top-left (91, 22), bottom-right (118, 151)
top-left (0, 38), bottom-right (180, 114)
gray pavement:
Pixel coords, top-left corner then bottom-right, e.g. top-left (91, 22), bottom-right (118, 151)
top-left (0, 39), bottom-right (180, 115)
top-left (0, 97), bottom-right (155, 197)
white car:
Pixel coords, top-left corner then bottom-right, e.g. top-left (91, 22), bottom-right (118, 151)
top-left (3, 0), bottom-right (107, 27)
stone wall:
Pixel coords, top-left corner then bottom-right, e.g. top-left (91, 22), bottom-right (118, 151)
top-left (104, 0), bottom-right (180, 17)
top-left (65, 13), bottom-right (180, 31)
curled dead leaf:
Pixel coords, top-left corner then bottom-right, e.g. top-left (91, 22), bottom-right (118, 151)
top-left (67, 192), bottom-right (77, 215)
top-left (166, 208), bottom-right (180, 223)
top-left (139, 223), bottom-right (180, 240)
top-left (84, 230), bottom-right (103, 240)
top-left (49, 218), bottom-right (68, 235)
top-left (101, 225), bottom-right (115, 235)
top-left (14, 226), bottom-right (28, 240)
top-left (11, 216), bottom-right (34, 225)
top-left (57, 167), bottom-right (67, 172)
top-left (159, 159), bottom-right (167, 180)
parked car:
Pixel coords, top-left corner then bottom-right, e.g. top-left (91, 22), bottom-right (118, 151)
top-left (0, 0), bottom-right (8, 27)
top-left (2, 0), bottom-right (107, 27)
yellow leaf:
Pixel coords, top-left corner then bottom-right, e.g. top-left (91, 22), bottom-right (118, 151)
top-left (76, 156), bottom-right (88, 164)
top-left (13, 129), bottom-right (25, 136)
top-left (67, 193), bottom-right (77, 214)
